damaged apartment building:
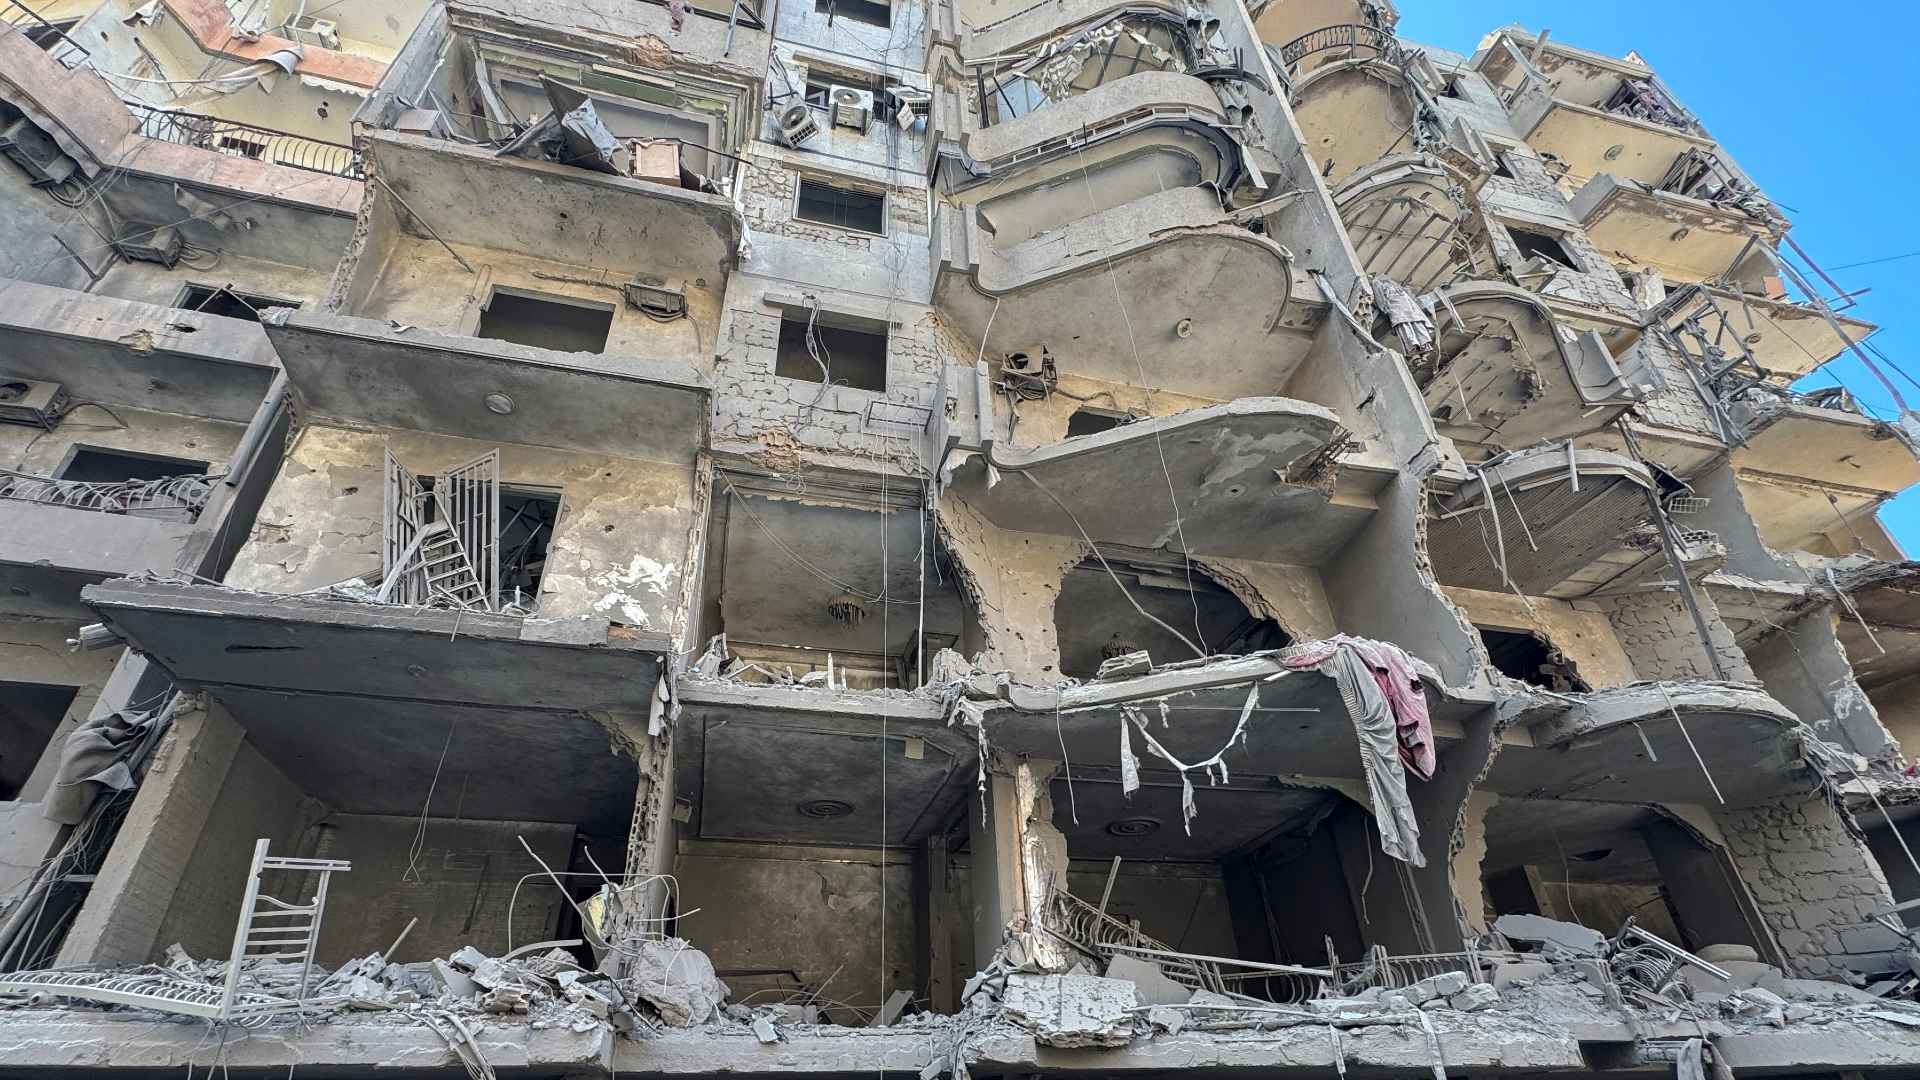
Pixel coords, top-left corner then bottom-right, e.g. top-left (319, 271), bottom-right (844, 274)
top-left (9, 0), bottom-right (1920, 1073)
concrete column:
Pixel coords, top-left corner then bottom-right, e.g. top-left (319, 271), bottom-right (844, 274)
top-left (917, 830), bottom-right (959, 1013)
top-left (1451, 790), bottom-right (1497, 937)
top-left (967, 754), bottom-right (1066, 973)
top-left (1716, 793), bottom-right (1900, 978)
top-left (1746, 610), bottom-right (1897, 762)
top-left (57, 695), bottom-right (242, 967)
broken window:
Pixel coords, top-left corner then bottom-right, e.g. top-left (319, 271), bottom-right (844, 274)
top-left (499, 487), bottom-right (561, 605)
top-left (57, 446), bottom-right (209, 484)
top-left (0, 680), bottom-right (78, 800)
top-left (977, 15), bottom-right (1191, 126)
top-left (775, 307), bottom-right (889, 391)
top-left (1065, 408), bottom-right (1126, 437)
top-left (1490, 152), bottom-right (1515, 180)
top-left (815, 0), bottom-right (889, 28)
top-left (380, 449), bottom-right (517, 612)
top-left (1053, 553), bottom-right (1288, 678)
top-left (794, 178), bottom-right (886, 234)
top-left (177, 284), bottom-right (301, 322)
top-left (1477, 627), bottom-right (1590, 692)
top-left (476, 289), bottom-right (614, 354)
top-left (1505, 224), bottom-right (1577, 269)
top-left (23, 18), bottom-right (78, 50)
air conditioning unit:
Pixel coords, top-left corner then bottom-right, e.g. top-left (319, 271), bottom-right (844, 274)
top-left (829, 86), bottom-right (874, 133)
top-left (887, 86), bottom-right (932, 130)
top-left (287, 14), bottom-right (339, 47)
top-left (113, 225), bottom-right (185, 267)
top-left (0, 378), bottom-right (70, 430)
top-left (776, 102), bottom-right (819, 147)
top-left (623, 280), bottom-right (687, 319)
top-left (0, 116), bottom-right (77, 185)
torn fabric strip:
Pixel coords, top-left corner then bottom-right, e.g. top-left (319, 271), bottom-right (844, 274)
top-left (1283, 638), bottom-right (1427, 866)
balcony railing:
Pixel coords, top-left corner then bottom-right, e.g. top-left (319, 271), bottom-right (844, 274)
top-left (124, 100), bottom-right (364, 180)
top-left (1276, 22), bottom-right (1398, 78)
top-left (0, 469), bottom-right (218, 522)
top-left (1599, 77), bottom-right (1695, 133)
top-left (2, 0), bottom-right (90, 70)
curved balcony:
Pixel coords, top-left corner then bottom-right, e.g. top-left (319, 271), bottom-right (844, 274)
top-left (1287, 58), bottom-right (1418, 185)
top-left (950, 71), bottom-right (1241, 247)
top-left (1387, 282), bottom-right (1637, 447)
top-left (1427, 445), bottom-right (1657, 599)
top-left (934, 186), bottom-right (1325, 400)
top-left (960, 0), bottom-right (1190, 61)
top-left (1331, 154), bottom-right (1473, 291)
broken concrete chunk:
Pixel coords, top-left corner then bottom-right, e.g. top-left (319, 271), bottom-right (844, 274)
top-left (1490, 962), bottom-right (1552, 990)
top-left (1407, 971), bottom-right (1470, 1003)
top-left (1449, 983), bottom-right (1498, 1012)
top-left (447, 946), bottom-right (490, 972)
top-left (1187, 989), bottom-right (1238, 1009)
top-left (468, 957), bottom-right (510, 990)
top-left (1106, 955), bottom-right (1190, 1007)
top-left (482, 986), bottom-right (531, 1013)
top-left (627, 938), bottom-right (729, 1026)
top-left (752, 1016), bottom-right (780, 1044)
top-left (1308, 996), bottom-right (1386, 1019)
top-left (1696, 944), bottom-right (1760, 964)
top-left (1492, 914), bottom-right (1606, 955)
top-left (1380, 991), bottom-right (1413, 1012)
top-left (1740, 987), bottom-right (1787, 1009)
top-left (432, 959), bottom-right (478, 998)
top-left (1146, 1005), bottom-right (1185, 1034)
top-left (1002, 973), bottom-right (1136, 1048)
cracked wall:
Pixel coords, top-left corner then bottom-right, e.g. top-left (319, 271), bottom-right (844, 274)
top-left (226, 425), bottom-right (697, 636)
top-left (1603, 589), bottom-right (1755, 683)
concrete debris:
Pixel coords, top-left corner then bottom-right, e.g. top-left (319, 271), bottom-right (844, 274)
top-left (1448, 983), bottom-right (1498, 1012)
top-left (752, 1015), bottom-right (779, 1043)
top-left (1490, 962), bottom-right (1552, 989)
top-left (625, 937), bottom-right (729, 1026)
top-left (1105, 955), bottom-right (1190, 1007)
top-left (1405, 971), bottom-right (1470, 1004)
top-left (1697, 945), bottom-right (1761, 963)
top-left (1492, 914), bottom-right (1607, 956)
top-left (1145, 1004), bottom-right (1185, 1034)
top-left (1000, 973), bottom-right (1136, 1047)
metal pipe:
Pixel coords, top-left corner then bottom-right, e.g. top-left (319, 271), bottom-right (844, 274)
top-left (223, 373), bottom-right (288, 488)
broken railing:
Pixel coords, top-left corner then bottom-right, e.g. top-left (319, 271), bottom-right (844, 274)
top-left (1046, 887), bottom-right (1329, 1004)
top-left (1332, 945), bottom-right (1518, 995)
top-left (1275, 23), bottom-right (1399, 78)
top-left (0, 469), bottom-right (218, 521)
top-left (2, 0), bottom-right (90, 69)
top-left (124, 100), bottom-right (364, 180)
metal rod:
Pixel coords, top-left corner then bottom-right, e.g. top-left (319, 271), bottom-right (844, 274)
top-left (371, 174), bottom-right (475, 273)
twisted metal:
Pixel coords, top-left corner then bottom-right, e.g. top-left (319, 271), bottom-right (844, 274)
top-left (1277, 23), bottom-right (1398, 76)
top-left (2, 0), bottom-right (90, 69)
top-left (0, 469), bottom-right (217, 520)
top-left (123, 100), bottom-right (363, 180)
top-left (1047, 888), bottom-right (1324, 1003)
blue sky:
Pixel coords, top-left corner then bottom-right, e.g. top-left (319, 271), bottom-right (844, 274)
top-left (1396, 1), bottom-right (1920, 555)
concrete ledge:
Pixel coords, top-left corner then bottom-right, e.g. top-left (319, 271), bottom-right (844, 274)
top-left (0, 502), bottom-right (193, 579)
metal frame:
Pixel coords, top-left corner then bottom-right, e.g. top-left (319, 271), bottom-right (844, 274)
top-left (123, 100), bottom-right (363, 180)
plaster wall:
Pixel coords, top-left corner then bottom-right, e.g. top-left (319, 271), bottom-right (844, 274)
top-left (1200, 558), bottom-right (1338, 641)
top-left (998, 374), bottom-right (1218, 449)
top-left (349, 235), bottom-right (718, 373)
top-left (1873, 673), bottom-right (1920, 761)
top-left (673, 841), bottom-right (916, 1017)
top-left (1442, 585), bottom-right (1634, 689)
top-left (0, 159), bottom-right (94, 291)
top-left (933, 494), bottom-right (1081, 679)
top-left (1717, 792), bottom-right (1901, 979)
top-left (90, 253), bottom-right (338, 313)
top-left (225, 424), bottom-right (698, 637)
top-left (0, 404), bottom-right (244, 480)
top-left (1745, 612), bottom-right (1895, 762)
top-left (1603, 589), bottom-right (1755, 683)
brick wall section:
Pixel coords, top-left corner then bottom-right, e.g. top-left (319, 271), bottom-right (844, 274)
top-left (1603, 589), bottom-right (1755, 682)
top-left (1627, 331), bottom-right (1722, 439)
top-left (1717, 792), bottom-right (1901, 978)
top-left (1475, 154), bottom-right (1639, 320)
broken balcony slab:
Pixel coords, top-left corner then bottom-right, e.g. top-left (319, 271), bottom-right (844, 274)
top-left (1486, 681), bottom-right (1812, 806)
top-left (1412, 282), bottom-right (1638, 447)
top-left (943, 397), bottom-right (1379, 562)
top-left (1332, 154), bottom-right (1476, 292)
top-left (1654, 286), bottom-right (1877, 384)
top-left (0, 277), bottom-right (279, 423)
top-left (1732, 396), bottom-right (1920, 497)
top-left (933, 186), bottom-right (1327, 401)
top-left (362, 129), bottom-right (742, 282)
top-left (1286, 59), bottom-right (1423, 186)
top-left (1567, 173), bottom-right (1774, 285)
top-left (1517, 98), bottom-right (1716, 188)
top-left (958, 0), bottom-right (1187, 58)
top-left (1427, 446), bottom-right (1656, 599)
top-left (260, 308), bottom-right (710, 463)
top-left (0, 1006), bottom-right (612, 1074)
top-left (672, 677), bottom-right (975, 848)
top-left (1828, 560), bottom-right (1920, 691)
top-left (81, 578), bottom-right (668, 713)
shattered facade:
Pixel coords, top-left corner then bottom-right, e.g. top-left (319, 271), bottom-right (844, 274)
top-left (5, 0), bottom-right (1920, 1076)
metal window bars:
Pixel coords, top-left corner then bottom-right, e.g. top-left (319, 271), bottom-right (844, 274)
top-left (0, 468), bottom-right (218, 520)
top-left (1, 0), bottom-right (90, 69)
top-left (0, 838), bottom-right (349, 1024)
top-left (379, 448), bottom-right (501, 611)
top-left (122, 100), bottom-right (364, 180)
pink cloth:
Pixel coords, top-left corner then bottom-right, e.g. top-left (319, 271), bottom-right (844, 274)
top-left (1282, 636), bottom-right (1436, 780)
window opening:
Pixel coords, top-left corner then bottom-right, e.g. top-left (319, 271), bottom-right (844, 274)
top-left (178, 284), bottom-right (301, 322)
top-left (794, 178), bottom-right (886, 234)
top-left (1490, 152), bottom-right (1514, 180)
top-left (23, 18), bottom-right (77, 50)
top-left (1506, 225), bottom-right (1576, 269)
top-left (775, 307), bottom-right (888, 391)
top-left (1065, 408), bottom-right (1127, 437)
top-left (815, 0), bottom-right (890, 28)
top-left (0, 680), bottom-right (79, 800)
top-left (57, 447), bottom-right (209, 484)
top-left (476, 290), bottom-right (614, 354)
top-left (1477, 627), bottom-right (1590, 692)
top-left (499, 487), bottom-right (561, 604)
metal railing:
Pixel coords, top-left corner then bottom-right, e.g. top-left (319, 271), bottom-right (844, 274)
top-left (2, 0), bottom-right (90, 69)
top-left (123, 100), bottom-right (363, 180)
top-left (1277, 23), bottom-right (1397, 77)
top-left (0, 469), bottom-right (218, 521)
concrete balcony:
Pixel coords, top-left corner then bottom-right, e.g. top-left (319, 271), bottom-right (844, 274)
top-left (1389, 282), bottom-right (1638, 448)
top-left (1331, 154), bottom-right (1474, 291)
top-left (1569, 173), bottom-right (1775, 285)
top-left (1426, 446), bottom-right (1657, 599)
top-left (1730, 395), bottom-right (1920, 556)
top-left (957, 0), bottom-right (1189, 61)
top-left (1654, 285), bottom-right (1877, 384)
top-left (940, 396), bottom-right (1385, 562)
top-left (1517, 98), bottom-right (1714, 189)
top-left (933, 186), bottom-right (1327, 401)
top-left (1286, 58), bottom-right (1420, 185)
top-left (948, 71), bottom-right (1242, 247)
